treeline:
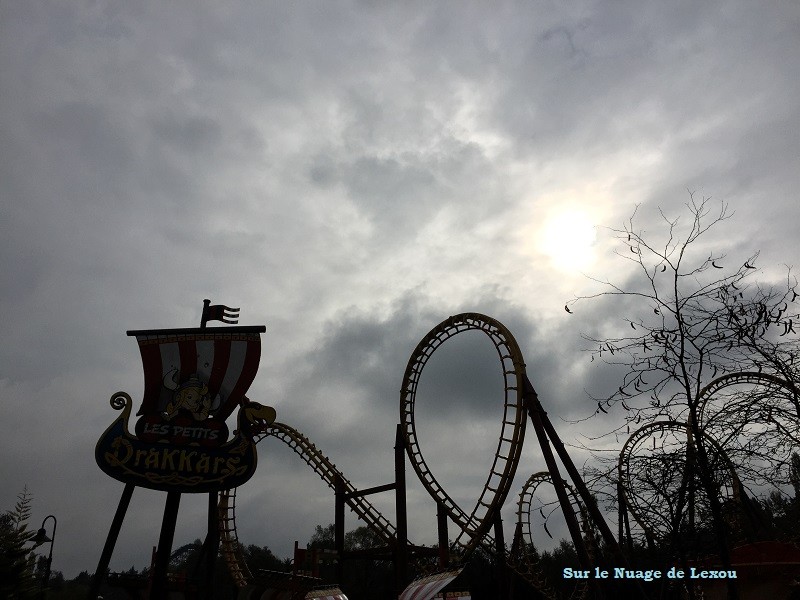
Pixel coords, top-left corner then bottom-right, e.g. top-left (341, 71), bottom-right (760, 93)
top-left (6, 483), bottom-right (799, 599)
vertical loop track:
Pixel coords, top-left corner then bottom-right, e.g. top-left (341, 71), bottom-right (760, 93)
top-left (399, 313), bottom-right (528, 554)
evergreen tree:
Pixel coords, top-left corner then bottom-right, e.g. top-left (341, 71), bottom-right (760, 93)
top-left (0, 487), bottom-right (38, 599)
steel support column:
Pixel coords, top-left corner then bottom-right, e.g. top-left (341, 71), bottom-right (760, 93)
top-left (437, 500), bottom-right (449, 568)
top-left (394, 423), bottom-right (409, 593)
top-left (334, 475), bottom-right (345, 585)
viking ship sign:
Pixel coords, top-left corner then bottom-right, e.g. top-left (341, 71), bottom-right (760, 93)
top-left (95, 300), bottom-right (275, 493)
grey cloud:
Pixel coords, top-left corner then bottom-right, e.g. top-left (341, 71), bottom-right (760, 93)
top-left (35, 102), bottom-right (133, 172)
top-left (1, 0), bottom-right (798, 579)
top-left (150, 112), bottom-right (223, 155)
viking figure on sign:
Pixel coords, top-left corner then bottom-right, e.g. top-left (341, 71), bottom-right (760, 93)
top-left (163, 373), bottom-right (214, 421)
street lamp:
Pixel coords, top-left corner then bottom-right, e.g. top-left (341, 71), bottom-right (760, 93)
top-left (32, 515), bottom-right (57, 598)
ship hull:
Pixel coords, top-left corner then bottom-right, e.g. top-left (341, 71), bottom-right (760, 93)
top-left (95, 410), bottom-right (258, 493)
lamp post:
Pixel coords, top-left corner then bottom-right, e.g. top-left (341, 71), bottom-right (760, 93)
top-left (32, 515), bottom-right (57, 598)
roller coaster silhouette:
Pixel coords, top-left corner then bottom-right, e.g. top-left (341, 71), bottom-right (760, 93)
top-left (220, 313), bottom-right (645, 600)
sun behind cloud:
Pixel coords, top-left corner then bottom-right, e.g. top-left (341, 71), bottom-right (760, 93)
top-left (539, 209), bottom-right (597, 272)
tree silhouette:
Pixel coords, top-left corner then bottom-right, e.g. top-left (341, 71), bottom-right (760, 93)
top-left (0, 487), bottom-right (38, 599)
top-left (569, 195), bottom-right (800, 600)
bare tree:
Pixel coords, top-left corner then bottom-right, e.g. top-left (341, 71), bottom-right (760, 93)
top-left (568, 195), bottom-right (800, 599)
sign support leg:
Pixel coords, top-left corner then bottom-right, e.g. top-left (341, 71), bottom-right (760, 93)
top-left (88, 483), bottom-right (135, 600)
top-left (203, 491), bottom-right (219, 599)
top-left (150, 491), bottom-right (181, 599)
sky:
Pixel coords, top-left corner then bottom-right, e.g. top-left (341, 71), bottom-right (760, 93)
top-left (1, 0), bottom-right (799, 580)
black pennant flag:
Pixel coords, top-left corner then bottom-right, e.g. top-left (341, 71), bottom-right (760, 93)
top-left (201, 299), bottom-right (240, 328)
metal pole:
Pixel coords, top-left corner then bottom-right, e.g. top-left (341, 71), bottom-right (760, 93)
top-left (436, 501), bottom-right (449, 568)
top-left (525, 377), bottom-right (652, 600)
top-left (525, 377), bottom-right (622, 557)
top-left (522, 378), bottom-right (602, 600)
top-left (524, 393), bottom-right (592, 568)
top-left (150, 491), bottom-right (181, 599)
top-left (622, 495), bottom-right (633, 554)
top-left (617, 479), bottom-right (624, 547)
top-left (201, 299), bottom-right (211, 329)
top-left (37, 515), bottom-right (56, 600)
top-left (510, 521), bottom-right (524, 600)
top-left (88, 483), bottom-right (135, 600)
top-left (334, 475), bottom-right (345, 585)
top-left (394, 424), bottom-right (409, 593)
top-left (203, 491), bottom-right (220, 599)
top-left (493, 511), bottom-right (507, 599)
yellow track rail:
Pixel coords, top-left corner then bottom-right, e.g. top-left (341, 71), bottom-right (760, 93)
top-left (218, 488), bottom-right (252, 588)
top-left (219, 421), bottom-right (398, 586)
top-left (400, 313), bottom-right (528, 555)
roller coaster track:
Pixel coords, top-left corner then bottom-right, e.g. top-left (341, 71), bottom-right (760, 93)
top-left (697, 371), bottom-right (800, 427)
top-left (220, 313), bottom-right (581, 597)
top-left (513, 472), bottom-right (592, 600)
top-left (616, 372), bottom-right (800, 549)
top-left (516, 472), bottom-right (592, 561)
top-left (400, 313), bottom-right (527, 555)
top-left (218, 488), bottom-right (252, 588)
top-left (617, 420), bottom-right (741, 543)
top-left (259, 422), bottom-right (397, 543)
top-left (219, 423), bottom-right (554, 595)
top-left (219, 421), bottom-right (398, 587)
top-left (398, 314), bottom-right (568, 596)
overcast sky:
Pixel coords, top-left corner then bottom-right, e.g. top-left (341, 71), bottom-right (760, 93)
top-left (2, 1), bottom-right (799, 580)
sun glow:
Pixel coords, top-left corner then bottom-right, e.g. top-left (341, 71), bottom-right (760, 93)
top-left (539, 210), bottom-right (597, 272)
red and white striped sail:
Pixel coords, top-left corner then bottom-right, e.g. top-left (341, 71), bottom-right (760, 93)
top-left (127, 326), bottom-right (266, 421)
top-left (399, 569), bottom-right (463, 600)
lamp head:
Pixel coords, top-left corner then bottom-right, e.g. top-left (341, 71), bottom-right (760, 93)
top-left (32, 527), bottom-right (52, 546)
